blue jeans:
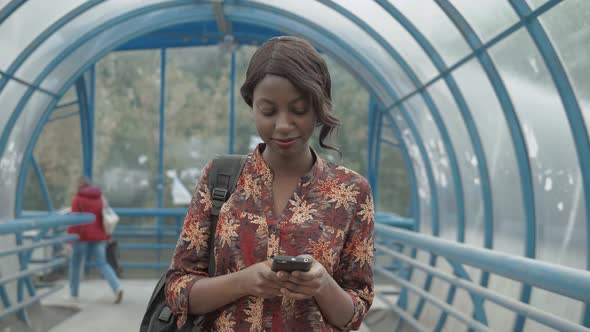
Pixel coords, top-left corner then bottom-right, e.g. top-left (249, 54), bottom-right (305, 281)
top-left (69, 241), bottom-right (121, 297)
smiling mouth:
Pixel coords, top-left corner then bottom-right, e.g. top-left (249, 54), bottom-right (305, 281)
top-left (275, 138), bottom-right (297, 143)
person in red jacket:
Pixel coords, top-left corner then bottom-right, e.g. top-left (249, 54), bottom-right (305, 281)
top-left (66, 176), bottom-right (123, 304)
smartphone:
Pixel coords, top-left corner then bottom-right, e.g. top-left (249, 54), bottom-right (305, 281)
top-left (271, 255), bottom-right (313, 272)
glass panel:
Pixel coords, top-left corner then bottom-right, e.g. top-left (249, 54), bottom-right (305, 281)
top-left (233, 46), bottom-right (260, 155)
top-left (453, 59), bottom-right (525, 254)
top-left (0, 91), bottom-right (53, 218)
top-left (27, 106), bottom-right (81, 210)
top-left (450, 0), bottom-right (519, 43)
top-left (36, 4), bottom-right (214, 94)
top-left (428, 80), bottom-right (482, 245)
top-left (225, 4), bottom-right (394, 106)
top-left (490, 28), bottom-right (587, 270)
top-left (523, 289), bottom-right (583, 332)
top-left (538, 0), bottom-right (590, 134)
top-left (163, 46), bottom-right (230, 208)
top-left (0, 80), bottom-right (28, 139)
top-left (0, 0), bottom-right (86, 71)
top-left (377, 141), bottom-right (410, 215)
top-left (0, 0), bottom-right (12, 10)
top-left (322, 56), bottom-right (370, 172)
top-left (392, 110), bottom-right (431, 232)
top-left (94, 50), bottom-right (160, 208)
top-left (15, 0), bottom-right (189, 88)
top-left (391, 0), bottom-right (471, 66)
top-left (405, 95), bottom-right (457, 241)
top-left (250, 0), bottom-right (415, 97)
top-left (331, 0), bottom-right (438, 82)
top-left (484, 276), bottom-right (519, 331)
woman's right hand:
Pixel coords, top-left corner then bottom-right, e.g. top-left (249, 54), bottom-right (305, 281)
top-left (239, 259), bottom-right (283, 299)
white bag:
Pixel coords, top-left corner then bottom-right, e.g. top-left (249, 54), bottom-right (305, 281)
top-left (102, 196), bottom-right (119, 234)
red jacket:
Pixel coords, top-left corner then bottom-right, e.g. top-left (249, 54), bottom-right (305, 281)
top-left (67, 186), bottom-right (109, 242)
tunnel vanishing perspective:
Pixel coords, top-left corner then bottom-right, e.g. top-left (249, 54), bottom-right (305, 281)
top-left (1, 1), bottom-right (589, 331)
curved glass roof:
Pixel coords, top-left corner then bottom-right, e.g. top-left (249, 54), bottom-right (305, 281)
top-left (0, 0), bottom-right (589, 326)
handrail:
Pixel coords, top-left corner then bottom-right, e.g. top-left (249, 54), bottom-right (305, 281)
top-left (0, 234), bottom-right (77, 257)
top-left (375, 224), bottom-right (590, 303)
top-left (112, 208), bottom-right (187, 217)
top-left (376, 243), bottom-right (589, 332)
top-left (0, 213), bottom-right (95, 234)
top-left (0, 213), bottom-right (91, 325)
top-left (375, 265), bottom-right (491, 332)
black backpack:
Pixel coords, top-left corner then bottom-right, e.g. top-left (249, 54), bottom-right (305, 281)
top-left (140, 155), bottom-right (247, 332)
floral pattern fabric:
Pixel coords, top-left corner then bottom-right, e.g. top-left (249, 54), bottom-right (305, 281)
top-left (165, 144), bottom-right (375, 331)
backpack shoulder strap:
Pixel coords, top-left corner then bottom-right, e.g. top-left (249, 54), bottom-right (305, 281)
top-left (206, 154), bottom-right (247, 276)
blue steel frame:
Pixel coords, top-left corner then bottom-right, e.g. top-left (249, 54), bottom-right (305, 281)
top-left (435, 2), bottom-right (537, 331)
top-left (157, 48), bottom-right (167, 267)
top-left (0, 0), bottom-right (104, 159)
top-left (13, 2), bottom-right (215, 216)
top-left (31, 157), bottom-right (53, 211)
top-left (509, 0), bottom-right (590, 327)
top-left (229, 49), bottom-right (236, 154)
top-left (75, 75), bottom-right (93, 179)
top-left (316, 2), bottom-right (471, 326)
top-left (0, 0), bottom-right (588, 329)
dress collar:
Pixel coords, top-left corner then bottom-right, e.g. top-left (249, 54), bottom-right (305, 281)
top-left (252, 143), bottom-right (324, 184)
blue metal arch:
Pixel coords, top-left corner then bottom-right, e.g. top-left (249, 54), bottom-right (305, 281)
top-left (0, 1), bottom-right (104, 96)
top-left (0, 0), bottom-right (203, 167)
top-left (30, 157), bottom-right (53, 211)
top-left (317, 2), bottom-right (478, 325)
top-left (14, 3), bottom-right (217, 215)
top-left (75, 76), bottom-right (93, 179)
top-left (373, 1), bottom-right (495, 328)
top-left (319, 0), bottom-right (463, 245)
top-left (10, 4), bottom-right (434, 324)
top-left (509, 0), bottom-right (590, 327)
top-left (0, 0), bottom-right (26, 26)
top-left (435, 3), bottom-right (538, 331)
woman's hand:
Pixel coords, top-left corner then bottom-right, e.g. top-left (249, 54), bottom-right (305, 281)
top-left (239, 259), bottom-right (284, 299)
top-left (276, 255), bottom-right (330, 300)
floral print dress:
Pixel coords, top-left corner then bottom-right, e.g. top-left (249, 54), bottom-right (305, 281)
top-left (165, 144), bottom-right (375, 331)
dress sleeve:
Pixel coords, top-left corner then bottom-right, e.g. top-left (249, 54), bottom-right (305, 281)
top-left (165, 161), bottom-right (214, 328)
top-left (335, 178), bottom-right (375, 331)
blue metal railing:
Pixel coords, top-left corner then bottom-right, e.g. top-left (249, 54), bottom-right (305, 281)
top-left (375, 223), bottom-right (590, 332)
top-left (0, 213), bottom-right (93, 325)
top-left (110, 208), bottom-right (186, 270)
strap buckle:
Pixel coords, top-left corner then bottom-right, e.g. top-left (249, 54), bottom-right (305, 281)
top-left (212, 187), bottom-right (229, 202)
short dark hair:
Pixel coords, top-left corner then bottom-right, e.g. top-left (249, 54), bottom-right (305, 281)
top-left (240, 36), bottom-right (341, 154)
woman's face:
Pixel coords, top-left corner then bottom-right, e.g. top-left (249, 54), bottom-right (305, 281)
top-left (252, 75), bottom-right (316, 159)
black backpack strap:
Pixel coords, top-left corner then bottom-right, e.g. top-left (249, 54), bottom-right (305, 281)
top-left (206, 154), bottom-right (247, 277)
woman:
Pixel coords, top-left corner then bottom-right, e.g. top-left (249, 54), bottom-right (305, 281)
top-left (67, 176), bottom-right (123, 304)
top-left (165, 36), bottom-right (374, 331)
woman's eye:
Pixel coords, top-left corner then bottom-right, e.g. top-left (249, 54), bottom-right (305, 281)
top-left (292, 108), bottom-right (307, 115)
top-left (259, 108), bottom-right (275, 115)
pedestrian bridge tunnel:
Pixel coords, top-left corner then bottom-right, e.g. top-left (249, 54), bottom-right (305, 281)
top-left (0, 1), bottom-right (589, 331)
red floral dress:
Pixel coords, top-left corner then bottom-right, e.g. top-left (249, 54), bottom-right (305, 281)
top-left (165, 145), bottom-right (375, 331)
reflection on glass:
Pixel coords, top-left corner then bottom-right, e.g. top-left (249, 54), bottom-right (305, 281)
top-left (405, 95), bottom-right (457, 240)
top-left (538, 0), bottom-right (590, 133)
top-left (490, 28), bottom-right (587, 276)
top-left (453, 58), bottom-right (525, 254)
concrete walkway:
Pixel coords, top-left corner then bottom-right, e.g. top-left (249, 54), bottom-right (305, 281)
top-left (42, 279), bottom-right (154, 332)
top-left (41, 279), bottom-right (398, 331)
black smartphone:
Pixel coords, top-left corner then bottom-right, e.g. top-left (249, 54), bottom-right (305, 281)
top-left (271, 255), bottom-right (313, 272)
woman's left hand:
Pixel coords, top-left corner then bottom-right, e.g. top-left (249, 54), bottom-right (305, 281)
top-left (276, 254), bottom-right (330, 300)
